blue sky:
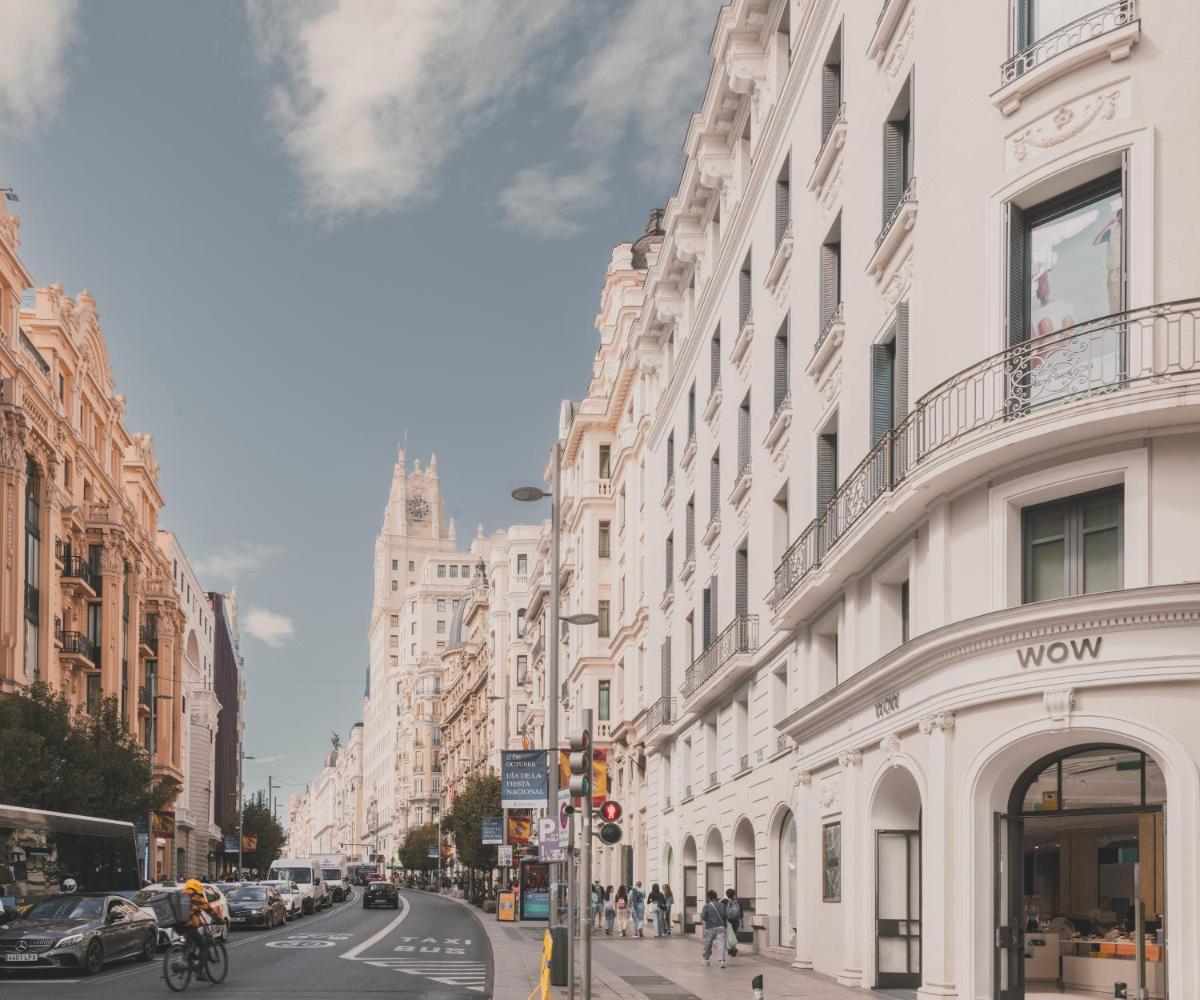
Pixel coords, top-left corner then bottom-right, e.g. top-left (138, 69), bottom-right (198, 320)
top-left (0, 0), bottom-right (720, 805)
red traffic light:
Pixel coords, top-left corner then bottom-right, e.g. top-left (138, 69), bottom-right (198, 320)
top-left (599, 800), bottom-right (622, 823)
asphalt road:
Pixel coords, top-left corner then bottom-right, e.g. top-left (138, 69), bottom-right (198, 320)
top-left (0, 889), bottom-right (493, 1000)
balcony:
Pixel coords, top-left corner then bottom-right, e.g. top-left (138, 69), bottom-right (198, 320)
top-left (661, 474), bottom-right (676, 510)
top-left (994, 0), bottom-right (1139, 115)
top-left (706, 770), bottom-right (719, 790)
top-left (702, 509), bottom-right (721, 549)
top-left (731, 311), bottom-right (755, 370)
top-left (138, 686), bottom-right (151, 714)
top-left (729, 457), bottom-right (752, 508)
top-left (679, 551), bottom-right (696, 584)
top-left (641, 697), bottom-right (676, 740)
top-left (682, 784), bottom-right (693, 803)
top-left (139, 625), bottom-right (158, 657)
top-left (765, 391), bottom-right (792, 458)
top-left (680, 432), bottom-right (697, 472)
top-left (775, 733), bottom-right (794, 757)
top-left (773, 299), bottom-right (1200, 623)
top-left (765, 222), bottom-right (794, 306)
top-left (61, 556), bottom-right (99, 599)
top-left (58, 630), bottom-right (96, 669)
top-left (23, 582), bottom-right (39, 618)
top-left (682, 615), bottom-right (759, 707)
top-left (531, 636), bottom-right (545, 664)
top-left (867, 176), bottom-right (917, 280)
top-left (659, 582), bottom-right (674, 612)
top-left (808, 103), bottom-right (847, 192)
top-left (736, 753), bottom-right (752, 775)
top-left (703, 381), bottom-right (722, 428)
top-left (810, 303), bottom-right (845, 375)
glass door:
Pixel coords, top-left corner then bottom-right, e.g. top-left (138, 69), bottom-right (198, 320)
top-left (876, 829), bottom-right (921, 989)
top-left (683, 866), bottom-right (697, 934)
top-left (993, 812), bottom-right (1025, 1000)
top-left (734, 856), bottom-right (755, 943)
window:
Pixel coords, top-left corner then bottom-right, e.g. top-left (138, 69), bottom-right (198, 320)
top-left (449, 564), bottom-right (458, 578)
top-left (822, 822), bottom-right (842, 902)
top-left (687, 382), bottom-right (697, 439)
top-left (1008, 171), bottom-right (1124, 353)
top-left (685, 496), bottom-right (696, 560)
top-left (390, 614), bottom-right (399, 627)
top-left (1015, 0), bottom-right (1112, 53)
top-left (817, 412), bottom-right (838, 515)
top-left (517, 553), bottom-right (528, 575)
top-left (390, 655), bottom-right (398, 667)
top-left (711, 327), bottom-right (722, 389)
top-left (461, 565), bottom-right (470, 577)
top-left (598, 680), bottom-right (611, 721)
top-left (389, 635), bottom-right (399, 649)
top-left (775, 157), bottom-right (791, 247)
top-left (737, 393), bottom-right (751, 478)
top-left (821, 27), bottom-right (843, 145)
top-left (1022, 486), bottom-right (1122, 603)
top-left (452, 599), bottom-right (460, 612)
top-left (437, 564), bottom-right (446, 578)
top-left (392, 559), bottom-right (398, 570)
top-left (773, 317), bottom-right (789, 412)
top-left (436, 599), bottom-right (445, 612)
top-left (709, 450), bottom-right (720, 523)
top-left (408, 560), bottom-right (415, 572)
top-left (820, 216), bottom-right (842, 331)
top-left (735, 545), bottom-right (749, 617)
top-left (666, 431), bottom-right (675, 483)
top-left (517, 608), bottom-right (527, 637)
top-left (517, 655), bottom-right (528, 685)
top-left (870, 303), bottom-right (910, 444)
top-left (882, 75), bottom-right (914, 226)
top-left (598, 521), bottom-right (611, 559)
top-left (23, 458), bottom-right (40, 681)
top-left (739, 253), bottom-right (752, 329)
top-left (599, 444), bottom-right (612, 480)
top-left (436, 620), bottom-right (445, 634)
top-left (598, 600), bottom-right (611, 638)
top-left (391, 580), bottom-right (398, 592)
top-left (900, 580), bottom-right (911, 643)
top-left (516, 705), bottom-right (527, 733)
top-left (665, 533), bottom-right (674, 587)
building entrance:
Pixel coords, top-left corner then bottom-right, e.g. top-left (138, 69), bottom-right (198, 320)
top-left (994, 744), bottom-right (1167, 1000)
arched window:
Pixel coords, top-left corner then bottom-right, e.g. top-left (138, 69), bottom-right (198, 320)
top-left (778, 810), bottom-right (797, 948)
top-left (23, 457), bottom-right (41, 681)
top-left (1010, 744), bottom-right (1165, 815)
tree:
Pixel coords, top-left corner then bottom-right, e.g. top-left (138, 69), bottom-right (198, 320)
top-left (0, 682), bottom-right (173, 822)
top-left (444, 772), bottom-right (500, 873)
top-left (399, 823), bottom-right (439, 872)
top-left (240, 792), bottom-right (286, 874)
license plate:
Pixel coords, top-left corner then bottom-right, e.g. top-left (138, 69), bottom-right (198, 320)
top-left (5, 954), bottom-right (38, 962)
top-left (232, 917), bottom-right (246, 923)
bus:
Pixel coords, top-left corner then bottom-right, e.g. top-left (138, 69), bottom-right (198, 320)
top-left (0, 804), bottom-right (141, 911)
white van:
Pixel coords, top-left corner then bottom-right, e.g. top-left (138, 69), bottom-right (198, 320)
top-left (267, 858), bottom-right (328, 914)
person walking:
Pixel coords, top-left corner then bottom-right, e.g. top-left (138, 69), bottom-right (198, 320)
top-left (647, 883), bottom-right (664, 937)
top-left (615, 885), bottom-right (630, 936)
top-left (699, 890), bottom-right (727, 968)
top-left (662, 883), bottom-right (675, 935)
top-left (630, 881), bottom-right (646, 937)
top-left (604, 885), bottom-right (616, 935)
top-left (592, 881), bottom-right (604, 931)
top-left (723, 888), bottom-right (743, 959)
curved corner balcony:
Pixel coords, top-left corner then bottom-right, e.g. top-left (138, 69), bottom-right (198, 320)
top-left (772, 299), bottom-right (1200, 627)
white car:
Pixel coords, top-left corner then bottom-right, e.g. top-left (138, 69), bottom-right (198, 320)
top-left (130, 883), bottom-right (230, 946)
top-left (259, 880), bottom-right (303, 920)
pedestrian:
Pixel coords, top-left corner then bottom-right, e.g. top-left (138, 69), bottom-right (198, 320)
top-left (723, 888), bottom-right (743, 958)
top-left (615, 885), bottom-right (630, 936)
top-left (604, 885), bottom-right (616, 935)
top-left (592, 881), bottom-right (604, 930)
top-left (647, 882), bottom-right (664, 937)
top-left (662, 883), bottom-right (674, 935)
top-left (699, 890), bottom-right (727, 968)
top-left (630, 880), bottom-right (645, 937)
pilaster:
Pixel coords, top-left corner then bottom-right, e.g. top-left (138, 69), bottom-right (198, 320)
top-left (918, 712), bottom-right (959, 998)
top-left (792, 769), bottom-right (813, 970)
top-left (98, 542), bottom-right (124, 709)
top-left (837, 749), bottom-right (863, 987)
top-left (0, 411), bottom-right (27, 690)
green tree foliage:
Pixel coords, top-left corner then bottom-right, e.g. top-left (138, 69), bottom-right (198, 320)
top-left (399, 822), bottom-right (440, 872)
top-left (240, 792), bottom-right (286, 874)
top-left (0, 682), bottom-right (173, 821)
top-left (444, 772), bottom-right (501, 872)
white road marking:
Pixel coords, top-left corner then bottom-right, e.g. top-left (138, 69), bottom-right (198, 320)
top-left (338, 895), bottom-right (409, 960)
top-left (265, 938), bottom-right (336, 949)
top-left (0, 980), bottom-right (81, 985)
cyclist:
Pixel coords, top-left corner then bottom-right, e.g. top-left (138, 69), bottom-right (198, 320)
top-left (180, 879), bottom-right (214, 973)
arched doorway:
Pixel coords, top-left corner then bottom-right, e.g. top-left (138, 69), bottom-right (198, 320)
top-left (662, 843), bottom-right (674, 892)
top-left (732, 817), bottom-right (756, 943)
top-left (995, 744), bottom-right (1167, 1000)
top-left (872, 765), bottom-right (923, 990)
top-left (704, 827), bottom-right (724, 904)
top-left (682, 836), bottom-right (697, 933)
top-left (776, 809), bottom-right (797, 949)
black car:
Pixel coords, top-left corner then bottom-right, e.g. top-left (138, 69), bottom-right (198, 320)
top-left (226, 886), bottom-right (286, 929)
top-left (0, 894), bottom-right (157, 975)
top-left (362, 881), bottom-right (398, 909)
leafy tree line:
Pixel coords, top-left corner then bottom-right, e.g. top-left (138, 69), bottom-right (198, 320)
top-left (239, 791), bottom-right (286, 874)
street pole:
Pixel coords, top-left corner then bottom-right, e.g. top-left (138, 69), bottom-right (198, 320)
top-left (145, 672), bottom-right (156, 883)
top-left (237, 751), bottom-right (245, 876)
top-left (580, 709), bottom-right (593, 1000)
top-left (547, 440), bottom-right (562, 922)
top-left (567, 806), bottom-right (576, 1000)
top-left (267, 775), bottom-right (276, 823)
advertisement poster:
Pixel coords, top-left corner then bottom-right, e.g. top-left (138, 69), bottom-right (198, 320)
top-left (502, 750), bottom-right (549, 808)
top-left (481, 816), bottom-right (504, 845)
top-left (497, 845), bottom-right (513, 867)
top-left (507, 815), bottom-right (532, 844)
top-left (558, 747), bottom-right (608, 804)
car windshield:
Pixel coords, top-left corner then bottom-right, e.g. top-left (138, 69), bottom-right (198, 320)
top-left (322, 870), bottom-right (340, 880)
top-left (261, 882), bottom-right (287, 892)
top-left (130, 890), bottom-right (160, 906)
top-left (271, 867), bottom-right (311, 884)
top-left (25, 896), bottom-right (104, 921)
top-left (229, 887), bottom-right (266, 902)
top-left (369, 882), bottom-right (389, 890)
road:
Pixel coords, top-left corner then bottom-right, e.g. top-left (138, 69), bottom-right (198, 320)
top-left (0, 889), bottom-right (492, 1000)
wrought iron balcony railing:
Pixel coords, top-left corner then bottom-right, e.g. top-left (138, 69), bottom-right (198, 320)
top-left (24, 582), bottom-right (39, 617)
top-left (62, 555), bottom-right (98, 592)
top-left (683, 615), bottom-right (759, 698)
top-left (140, 624), bottom-right (158, 653)
top-left (58, 630), bottom-right (95, 664)
top-left (1001, 0), bottom-right (1136, 85)
top-left (815, 302), bottom-right (844, 355)
top-left (738, 754), bottom-right (751, 773)
top-left (643, 696), bottom-right (676, 736)
top-left (876, 176), bottom-right (917, 254)
top-left (774, 299), bottom-right (1200, 609)
top-left (707, 770), bottom-right (719, 789)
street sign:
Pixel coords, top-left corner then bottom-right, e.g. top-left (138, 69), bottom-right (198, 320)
top-left (501, 749), bottom-right (549, 808)
top-left (427, 844), bottom-right (439, 859)
top-left (498, 845), bottom-right (513, 867)
top-left (538, 817), bottom-right (565, 862)
top-left (482, 816), bottom-right (504, 845)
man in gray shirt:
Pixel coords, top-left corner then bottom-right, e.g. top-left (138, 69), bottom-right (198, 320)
top-left (699, 889), bottom-right (727, 968)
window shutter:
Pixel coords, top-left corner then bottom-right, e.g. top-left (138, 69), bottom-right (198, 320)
top-left (894, 302), bottom-right (910, 424)
top-left (665, 534), bottom-right (674, 585)
top-left (735, 548), bottom-right (749, 617)
top-left (688, 385), bottom-right (696, 437)
top-left (739, 259), bottom-right (752, 329)
top-left (711, 329), bottom-right (722, 389)
top-left (820, 243), bottom-right (840, 328)
top-left (871, 342), bottom-right (895, 445)
top-left (686, 498), bottom-right (695, 556)
top-left (710, 453), bottom-right (720, 515)
top-left (1006, 202), bottom-right (1027, 347)
top-left (710, 575), bottom-right (720, 640)
top-left (1014, 0), bottom-right (1031, 53)
top-left (702, 588), bottom-right (712, 649)
top-left (774, 321), bottom-right (789, 410)
top-left (775, 170), bottom-right (790, 246)
top-left (817, 433), bottom-right (837, 513)
top-left (667, 433), bottom-right (675, 476)
top-left (661, 637), bottom-right (672, 695)
top-left (821, 64), bottom-right (841, 144)
top-left (883, 120), bottom-right (903, 224)
top-left (738, 396), bottom-right (751, 472)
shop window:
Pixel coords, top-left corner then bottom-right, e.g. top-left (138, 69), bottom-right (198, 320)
top-left (1022, 486), bottom-right (1122, 603)
top-left (598, 680), bottom-right (611, 721)
top-left (1017, 746), bottom-right (1162, 813)
top-left (822, 822), bottom-right (841, 902)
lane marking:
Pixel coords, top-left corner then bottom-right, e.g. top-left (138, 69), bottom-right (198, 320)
top-left (0, 980), bottom-right (81, 985)
top-left (265, 938), bottom-right (335, 949)
top-left (339, 895), bottom-right (409, 960)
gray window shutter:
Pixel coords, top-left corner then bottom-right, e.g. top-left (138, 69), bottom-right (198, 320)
top-left (821, 64), bottom-right (841, 144)
top-left (739, 258), bottom-right (752, 328)
top-left (688, 385), bottom-right (696, 437)
top-left (774, 320), bottom-right (789, 410)
top-left (894, 302), bottom-right (909, 424)
top-left (710, 452), bottom-right (720, 515)
top-left (738, 395), bottom-right (751, 471)
top-left (871, 342), bottom-right (895, 445)
top-left (661, 637), bottom-right (671, 694)
top-left (711, 328), bottom-right (722, 389)
top-left (883, 120), bottom-right (904, 224)
top-left (775, 167), bottom-right (790, 247)
top-left (702, 588), bottom-right (712, 649)
top-left (1014, 0), bottom-right (1031, 52)
top-left (667, 432), bottom-right (675, 476)
top-left (666, 534), bottom-right (674, 584)
top-left (820, 243), bottom-right (840, 328)
top-left (686, 498), bottom-right (695, 556)
top-left (1006, 203), bottom-right (1027, 347)
top-left (817, 433), bottom-right (837, 513)
top-left (735, 548), bottom-right (748, 617)
top-left (710, 575), bottom-right (719, 639)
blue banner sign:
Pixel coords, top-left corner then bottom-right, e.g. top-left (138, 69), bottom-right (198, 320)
top-left (501, 750), bottom-right (548, 808)
top-left (482, 816), bottom-right (504, 845)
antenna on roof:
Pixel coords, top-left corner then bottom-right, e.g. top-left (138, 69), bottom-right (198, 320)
top-left (1, 188), bottom-right (17, 203)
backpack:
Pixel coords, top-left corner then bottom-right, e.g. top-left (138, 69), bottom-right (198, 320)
top-left (725, 898), bottom-right (743, 927)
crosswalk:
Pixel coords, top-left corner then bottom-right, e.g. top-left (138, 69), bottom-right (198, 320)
top-left (359, 956), bottom-right (489, 993)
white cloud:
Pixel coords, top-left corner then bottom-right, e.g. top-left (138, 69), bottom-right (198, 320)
top-left (244, 0), bottom-right (571, 219)
top-left (0, 0), bottom-right (80, 134)
top-left (252, 753), bottom-right (290, 764)
top-left (498, 163), bottom-right (610, 238)
top-left (243, 608), bottom-right (295, 648)
top-left (193, 542), bottom-right (282, 582)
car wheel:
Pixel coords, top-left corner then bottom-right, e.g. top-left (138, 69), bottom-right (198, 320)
top-left (302, 898), bottom-right (313, 915)
top-left (362, 901), bottom-right (369, 909)
top-left (221, 918), bottom-right (230, 940)
top-left (83, 939), bottom-right (104, 975)
top-left (139, 931), bottom-right (156, 962)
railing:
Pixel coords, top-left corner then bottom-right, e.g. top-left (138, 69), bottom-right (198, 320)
top-left (876, 176), bottom-right (917, 254)
top-left (734, 454), bottom-right (751, 487)
top-left (138, 686), bottom-right (151, 709)
top-left (140, 624), bottom-right (158, 653)
top-left (683, 615), bottom-right (760, 697)
top-left (19, 327), bottom-right (50, 376)
top-left (815, 302), bottom-right (844, 355)
top-left (775, 299), bottom-right (1200, 609)
top-left (24, 582), bottom-right (39, 617)
top-left (531, 637), bottom-right (544, 662)
top-left (1001, 0), bottom-right (1135, 85)
top-left (62, 555), bottom-right (98, 591)
top-left (705, 509), bottom-right (721, 538)
top-left (683, 784), bottom-right (693, 801)
top-left (598, 478), bottom-right (613, 497)
top-left (707, 770), bottom-right (719, 788)
top-left (643, 696), bottom-right (676, 736)
top-left (661, 582), bottom-right (674, 606)
top-left (768, 391), bottom-right (792, 437)
top-left (58, 630), bottom-right (95, 664)
top-left (777, 733), bottom-right (793, 754)
top-left (738, 754), bottom-right (751, 773)
top-left (817, 102), bottom-right (847, 157)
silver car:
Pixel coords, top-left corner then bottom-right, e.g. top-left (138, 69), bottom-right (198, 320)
top-left (259, 880), bottom-right (302, 920)
top-left (0, 894), bottom-right (157, 975)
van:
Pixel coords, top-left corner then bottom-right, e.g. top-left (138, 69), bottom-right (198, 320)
top-left (266, 858), bottom-right (328, 914)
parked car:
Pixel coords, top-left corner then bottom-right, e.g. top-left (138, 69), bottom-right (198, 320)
top-left (0, 893), bottom-right (157, 975)
top-left (320, 866), bottom-right (349, 903)
top-left (259, 880), bottom-right (302, 920)
top-left (131, 883), bottom-right (229, 946)
top-left (266, 858), bottom-right (328, 914)
top-left (226, 885), bottom-right (286, 929)
top-left (362, 881), bottom-right (399, 910)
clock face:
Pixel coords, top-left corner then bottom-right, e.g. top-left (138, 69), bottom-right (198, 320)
top-left (407, 495), bottom-right (429, 520)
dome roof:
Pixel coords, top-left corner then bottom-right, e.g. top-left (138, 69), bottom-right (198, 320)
top-left (630, 208), bottom-right (666, 270)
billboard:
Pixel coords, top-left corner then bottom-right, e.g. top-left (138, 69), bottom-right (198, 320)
top-left (502, 750), bottom-right (549, 808)
top-left (481, 816), bottom-right (504, 845)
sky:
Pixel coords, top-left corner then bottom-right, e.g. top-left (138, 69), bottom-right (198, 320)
top-left (0, 0), bottom-right (722, 807)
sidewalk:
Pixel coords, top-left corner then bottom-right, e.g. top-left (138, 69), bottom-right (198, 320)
top-left (455, 898), bottom-right (874, 1000)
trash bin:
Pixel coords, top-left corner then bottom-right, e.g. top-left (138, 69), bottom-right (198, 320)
top-left (549, 926), bottom-right (569, 986)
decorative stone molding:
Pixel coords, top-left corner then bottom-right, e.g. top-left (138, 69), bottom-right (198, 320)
top-left (819, 160), bottom-right (844, 217)
top-left (696, 137), bottom-right (734, 193)
top-left (837, 749), bottom-right (863, 769)
top-left (881, 252), bottom-right (914, 318)
top-left (795, 768), bottom-right (813, 788)
top-left (818, 773), bottom-right (840, 814)
top-left (1044, 688), bottom-right (1076, 729)
top-left (725, 35), bottom-right (768, 96)
top-left (880, 732), bottom-right (902, 764)
top-left (764, 224), bottom-right (794, 306)
top-left (882, 9), bottom-right (915, 90)
top-left (817, 358), bottom-right (843, 404)
top-left (918, 711), bottom-right (956, 734)
top-left (0, 412), bottom-right (28, 473)
top-left (1006, 86), bottom-right (1126, 168)
top-left (98, 544), bottom-right (125, 576)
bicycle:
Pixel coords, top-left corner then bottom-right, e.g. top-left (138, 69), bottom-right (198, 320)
top-left (163, 917), bottom-right (228, 991)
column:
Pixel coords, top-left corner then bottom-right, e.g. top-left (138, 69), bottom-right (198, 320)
top-left (98, 542), bottom-right (125, 706)
top-left (919, 711), bottom-right (958, 998)
top-left (837, 750), bottom-right (863, 988)
top-left (39, 455), bottom-right (60, 688)
top-left (793, 769), bottom-right (813, 969)
top-left (128, 561), bottom-right (145, 732)
top-left (155, 610), bottom-right (180, 770)
top-left (0, 412), bottom-right (27, 690)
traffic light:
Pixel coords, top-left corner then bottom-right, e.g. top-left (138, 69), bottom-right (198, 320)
top-left (599, 800), bottom-right (622, 823)
top-left (597, 798), bottom-right (622, 844)
top-left (598, 821), bottom-right (623, 845)
top-left (568, 727), bottom-right (592, 799)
